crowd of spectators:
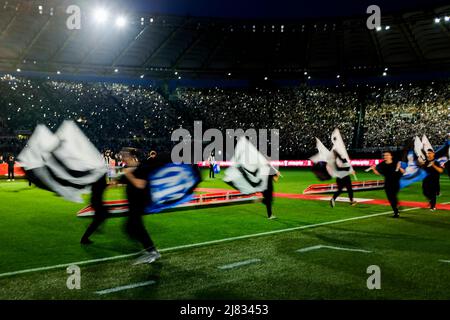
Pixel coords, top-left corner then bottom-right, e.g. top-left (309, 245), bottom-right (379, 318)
top-left (363, 82), bottom-right (449, 149)
top-left (0, 75), bottom-right (448, 159)
top-left (175, 87), bottom-right (358, 156)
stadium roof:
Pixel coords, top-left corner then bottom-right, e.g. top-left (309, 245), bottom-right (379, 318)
top-left (0, 0), bottom-right (450, 80)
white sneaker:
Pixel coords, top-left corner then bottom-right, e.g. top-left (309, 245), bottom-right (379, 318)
top-left (330, 198), bottom-right (335, 208)
top-left (7, 179), bottom-right (10, 182)
top-left (133, 249), bottom-right (161, 265)
top-left (268, 215), bottom-right (277, 220)
top-left (12, 179), bottom-right (14, 181)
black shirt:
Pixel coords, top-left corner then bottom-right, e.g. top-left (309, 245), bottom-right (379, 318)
top-left (125, 158), bottom-right (164, 212)
top-left (7, 159), bottom-right (14, 168)
top-left (376, 161), bottom-right (402, 188)
top-left (423, 160), bottom-right (441, 184)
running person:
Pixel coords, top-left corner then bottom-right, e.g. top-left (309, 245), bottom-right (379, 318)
top-left (371, 151), bottom-right (405, 218)
top-left (80, 174), bottom-right (109, 244)
top-left (121, 148), bottom-right (161, 264)
top-left (263, 166), bottom-right (280, 219)
top-left (330, 150), bottom-right (356, 207)
top-left (419, 149), bottom-right (444, 211)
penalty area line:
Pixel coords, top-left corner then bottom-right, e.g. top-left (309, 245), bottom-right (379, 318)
top-left (218, 258), bottom-right (261, 270)
top-left (95, 280), bottom-right (156, 295)
top-left (0, 207), bottom-right (420, 279)
top-left (296, 245), bottom-right (372, 253)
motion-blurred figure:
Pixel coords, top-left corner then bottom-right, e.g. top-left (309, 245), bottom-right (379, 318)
top-left (263, 167), bottom-right (280, 219)
top-left (418, 149), bottom-right (444, 211)
top-left (330, 150), bottom-right (356, 207)
top-left (121, 148), bottom-right (161, 265)
top-left (80, 174), bottom-right (108, 244)
top-left (371, 151), bottom-right (405, 218)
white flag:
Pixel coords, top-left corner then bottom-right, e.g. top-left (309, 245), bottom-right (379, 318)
top-left (223, 137), bottom-right (270, 194)
top-left (18, 121), bottom-right (106, 203)
top-left (330, 128), bottom-right (353, 178)
top-left (414, 136), bottom-right (426, 161)
top-left (310, 138), bottom-right (332, 163)
top-left (421, 135), bottom-right (433, 153)
top-left (309, 138), bottom-right (334, 180)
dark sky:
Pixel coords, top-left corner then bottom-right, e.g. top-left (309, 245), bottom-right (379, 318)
top-left (114, 0), bottom-right (448, 19)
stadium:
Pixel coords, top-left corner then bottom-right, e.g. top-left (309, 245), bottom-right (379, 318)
top-left (0, 0), bottom-right (449, 308)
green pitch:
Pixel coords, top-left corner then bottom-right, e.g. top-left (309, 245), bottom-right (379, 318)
top-left (0, 169), bottom-right (449, 299)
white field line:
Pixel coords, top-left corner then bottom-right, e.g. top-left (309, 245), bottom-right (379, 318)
top-left (296, 245), bottom-right (323, 253)
top-left (218, 258), bottom-right (261, 270)
top-left (0, 207), bottom-right (420, 279)
top-left (297, 245), bottom-right (371, 253)
top-left (95, 280), bottom-right (156, 295)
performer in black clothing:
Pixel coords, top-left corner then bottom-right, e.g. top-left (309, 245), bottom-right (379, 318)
top-left (7, 155), bottom-right (14, 181)
top-left (80, 174), bottom-right (108, 244)
top-left (121, 148), bottom-right (161, 265)
top-left (419, 149), bottom-right (444, 211)
top-left (371, 151), bottom-right (405, 218)
top-left (208, 152), bottom-right (216, 178)
top-left (262, 167), bottom-right (280, 219)
top-left (330, 150), bottom-right (356, 207)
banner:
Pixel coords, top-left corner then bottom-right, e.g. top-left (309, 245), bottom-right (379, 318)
top-left (146, 163), bottom-right (201, 213)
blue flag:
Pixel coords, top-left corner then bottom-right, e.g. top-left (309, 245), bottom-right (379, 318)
top-left (399, 151), bottom-right (427, 189)
top-left (145, 164), bottom-right (201, 213)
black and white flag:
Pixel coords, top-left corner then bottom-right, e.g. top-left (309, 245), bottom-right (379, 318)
top-left (310, 138), bottom-right (334, 181)
top-left (414, 135), bottom-right (431, 161)
top-left (223, 137), bottom-right (271, 194)
top-left (330, 128), bottom-right (354, 179)
top-left (18, 121), bottom-right (106, 203)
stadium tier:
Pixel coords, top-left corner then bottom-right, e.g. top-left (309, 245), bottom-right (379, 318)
top-left (0, 77), bottom-right (448, 158)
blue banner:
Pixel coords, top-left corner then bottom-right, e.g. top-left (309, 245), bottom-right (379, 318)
top-left (145, 164), bottom-right (201, 213)
top-left (399, 151), bottom-right (427, 189)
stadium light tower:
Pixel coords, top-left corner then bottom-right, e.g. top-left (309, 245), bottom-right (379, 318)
top-left (94, 8), bottom-right (109, 23)
top-left (115, 16), bottom-right (127, 28)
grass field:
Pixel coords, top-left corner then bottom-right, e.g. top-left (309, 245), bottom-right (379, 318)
top-left (0, 168), bottom-right (449, 300)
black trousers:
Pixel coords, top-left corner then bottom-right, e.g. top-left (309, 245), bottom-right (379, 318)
top-left (263, 192), bottom-right (273, 218)
top-left (333, 176), bottom-right (354, 201)
top-left (263, 178), bottom-right (274, 218)
top-left (81, 176), bottom-right (108, 241)
top-left (8, 167), bottom-right (14, 179)
top-left (125, 208), bottom-right (154, 250)
top-left (423, 179), bottom-right (438, 209)
top-left (209, 165), bottom-right (214, 178)
top-left (385, 186), bottom-right (400, 214)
